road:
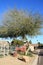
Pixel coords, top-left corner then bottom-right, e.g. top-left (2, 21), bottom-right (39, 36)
top-left (37, 49), bottom-right (43, 65)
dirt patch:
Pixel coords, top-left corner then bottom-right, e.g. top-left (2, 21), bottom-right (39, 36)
top-left (0, 55), bottom-right (36, 65)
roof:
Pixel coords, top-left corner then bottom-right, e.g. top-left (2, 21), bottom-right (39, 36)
top-left (0, 41), bottom-right (9, 46)
top-left (29, 44), bottom-right (38, 47)
top-left (23, 42), bottom-right (38, 47)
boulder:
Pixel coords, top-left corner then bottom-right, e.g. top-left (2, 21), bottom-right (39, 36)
top-left (18, 55), bottom-right (29, 62)
top-left (23, 56), bottom-right (29, 62)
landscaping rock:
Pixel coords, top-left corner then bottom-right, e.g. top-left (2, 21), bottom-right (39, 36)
top-left (13, 52), bottom-right (17, 57)
top-left (18, 55), bottom-right (29, 62)
top-left (23, 56), bottom-right (29, 62)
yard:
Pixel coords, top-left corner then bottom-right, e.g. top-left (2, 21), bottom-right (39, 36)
top-left (0, 55), bottom-right (36, 65)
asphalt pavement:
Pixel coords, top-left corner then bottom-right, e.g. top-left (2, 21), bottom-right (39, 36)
top-left (37, 49), bottom-right (43, 65)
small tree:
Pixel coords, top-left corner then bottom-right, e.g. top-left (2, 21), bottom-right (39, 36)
top-left (11, 39), bottom-right (24, 47)
top-left (38, 42), bottom-right (41, 47)
top-left (29, 40), bottom-right (32, 44)
top-left (0, 8), bottom-right (43, 55)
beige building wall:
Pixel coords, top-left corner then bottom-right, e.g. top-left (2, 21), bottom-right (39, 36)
top-left (0, 41), bottom-right (9, 56)
top-left (29, 45), bottom-right (34, 51)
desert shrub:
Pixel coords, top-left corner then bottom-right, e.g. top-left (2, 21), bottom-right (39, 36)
top-left (11, 39), bottom-right (24, 46)
top-left (0, 54), bottom-right (4, 58)
top-left (27, 52), bottom-right (33, 57)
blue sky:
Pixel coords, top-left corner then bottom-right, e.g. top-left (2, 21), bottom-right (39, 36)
top-left (0, 0), bottom-right (43, 14)
top-left (0, 0), bottom-right (43, 43)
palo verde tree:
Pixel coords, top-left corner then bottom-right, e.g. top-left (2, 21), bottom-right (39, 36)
top-left (0, 8), bottom-right (43, 39)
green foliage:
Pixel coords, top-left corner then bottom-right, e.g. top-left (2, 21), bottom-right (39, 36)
top-left (0, 54), bottom-right (4, 58)
top-left (29, 40), bottom-right (32, 44)
top-left (11, 39), bottom-right (24, 46)
top-left (0, 8), bottom-right (43, 38)
top-left (26, 52), bottom-right (33, 57)
top-left (38, 42), bottom-right (43, 47)
top-left (37, 42), bottom-right (41, 46)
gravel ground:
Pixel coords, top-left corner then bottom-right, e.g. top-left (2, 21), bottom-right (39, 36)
top-left (0, 55), bottom-right (36, 65)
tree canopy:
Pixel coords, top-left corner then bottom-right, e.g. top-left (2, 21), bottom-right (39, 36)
top-left (0, 8), bottom-right (43, 38)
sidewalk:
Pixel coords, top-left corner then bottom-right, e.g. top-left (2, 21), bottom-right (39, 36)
top-left (30, 55), bottom-right (38, 65)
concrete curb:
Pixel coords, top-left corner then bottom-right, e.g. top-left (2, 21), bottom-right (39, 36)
top-left (30, 55), bottom-right (38, 65)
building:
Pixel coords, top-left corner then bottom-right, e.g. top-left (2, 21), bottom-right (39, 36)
top-left (0, 41), bottom-right (9, 56)
top-left (24, 41), bottom-right (38, 51)
top-left (29, 44), bottom-right (38, 51)
top-left (23, 41), bottom-right (38, 51)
